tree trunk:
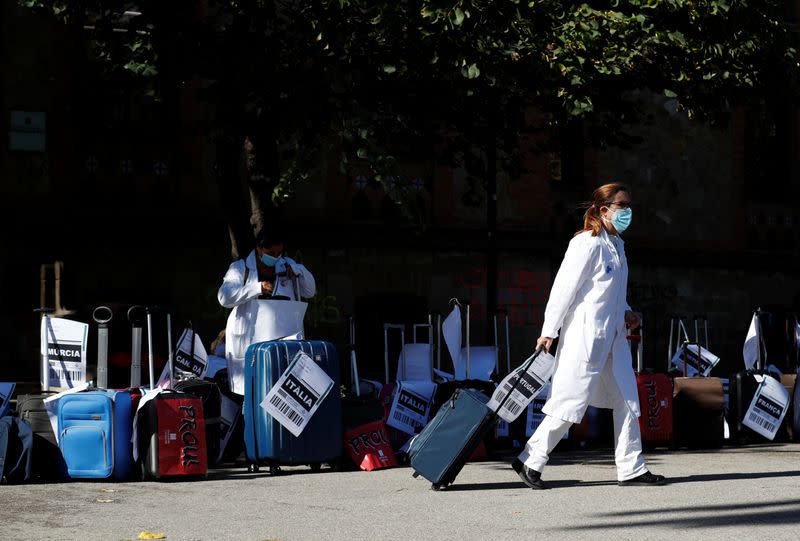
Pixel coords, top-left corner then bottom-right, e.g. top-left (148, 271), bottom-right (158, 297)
top-left (214, 135), bottom-right (253, 260)
top-left (243, 129), bottom-right (282, 241)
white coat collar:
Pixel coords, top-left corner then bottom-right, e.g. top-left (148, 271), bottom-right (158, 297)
top-left (599, 228), bottom-right (624, 263)
top-left (245, 250), bottom-right (258, 271)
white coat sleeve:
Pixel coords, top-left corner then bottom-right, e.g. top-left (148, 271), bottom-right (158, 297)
top-left (294, 264), bottom-right (316, 299)
top-left (217, 260), bottom-right (261, 309)
top-left (540, 235), bottom-right (599, 339)
top-left (280, 258), bottom-right (316, 299)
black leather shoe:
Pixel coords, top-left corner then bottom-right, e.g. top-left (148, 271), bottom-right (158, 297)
top-left (511, 459), bottom-right (547, 490)
top-left (618, 471), bottom-right (666, 486)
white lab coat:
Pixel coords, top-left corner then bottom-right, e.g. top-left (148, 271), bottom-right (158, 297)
top-left (217, 250), bottom-right (316, 394)
top-left (540, 229), bottom-right (640, 424)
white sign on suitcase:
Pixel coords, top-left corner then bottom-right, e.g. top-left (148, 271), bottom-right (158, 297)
top-left (260, 351), bottom-right (334, 437)
top-left (487, 351), bottom-right (556, 424)
top-left (387, 381), bottom-right (437, 436)
top-left (742, 375), bottom-right (790, 440)
top-left (40, 317), bottom-right (88, 389)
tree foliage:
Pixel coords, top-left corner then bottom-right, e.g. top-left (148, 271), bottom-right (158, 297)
top-left (19, 0), bottom-right (800, 245)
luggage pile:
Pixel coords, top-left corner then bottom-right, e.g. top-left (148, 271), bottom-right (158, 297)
top-left (3, 297), bottom-right (798, 490)
top-left (629, 310), bottom-right (799, 451)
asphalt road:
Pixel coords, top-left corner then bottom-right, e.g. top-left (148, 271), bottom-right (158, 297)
top-left (2, 444), bottom-right (800, 541)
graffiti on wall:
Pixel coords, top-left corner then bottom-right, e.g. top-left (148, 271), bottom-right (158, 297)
top-left (627, 280), bottom-right (679, 307)
top-left (455, 268), bottom-right (550, 328)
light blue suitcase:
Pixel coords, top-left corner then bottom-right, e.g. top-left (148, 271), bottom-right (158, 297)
top-left (57, 390), bottom-right (133, 480)
top-left (243, 340), bottom-right (342, 474)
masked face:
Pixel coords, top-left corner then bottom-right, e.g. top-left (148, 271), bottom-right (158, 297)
top-left (609, 207), bottom-right (632, 233)
top-left (257, 242), bottom-right (284, 267)
top-left (260, 253), bottom-right (279, 267)
top-left (601, 192), bottom-right (633, 234)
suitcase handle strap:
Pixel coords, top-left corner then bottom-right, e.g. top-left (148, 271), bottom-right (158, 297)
top-left (493, 347), bottom-right (543, 416)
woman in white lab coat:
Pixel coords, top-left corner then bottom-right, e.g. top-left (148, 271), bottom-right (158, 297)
top-left (513, 183), bottom-right (665, 489)
top-left (217, 229), bottom-right (316, 395)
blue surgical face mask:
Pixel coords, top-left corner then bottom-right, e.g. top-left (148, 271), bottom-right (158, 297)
top-left (610, 207), bottom-right (632, 234)
top-left (260, 253), bottom-right (279, 267)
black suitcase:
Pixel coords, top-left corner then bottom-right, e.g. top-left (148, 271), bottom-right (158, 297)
top-left (17, 393), bottom-right (67, 480)
top-left (211, 368), bottom-right (245, 465)
top-left (729, 368), bottom-right (779, 444)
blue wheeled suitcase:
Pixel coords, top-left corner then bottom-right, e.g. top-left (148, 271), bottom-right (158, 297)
top-left (408, 388), bottom-right (494, 490)
top-left (243, 340), bottom-right (342, 474)
top-left (57, 389), bottom-right (133, 480)
top-left (409, 348), bottom-right (544, 490)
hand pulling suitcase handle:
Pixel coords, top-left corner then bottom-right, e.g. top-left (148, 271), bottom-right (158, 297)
top-left (492, 347), bottom-right (544, 416)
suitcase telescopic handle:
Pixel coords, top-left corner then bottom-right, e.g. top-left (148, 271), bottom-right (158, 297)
top-left (384, 323), bottom-right (405, 384)
top-left (128, 306), bottom-right (145, 388)
top-left (127, 305), bottom-right (146, 327)
top-left (349, 316), bottom-right (361, 397)
top-left (93, 306), bottom-right (113, 389)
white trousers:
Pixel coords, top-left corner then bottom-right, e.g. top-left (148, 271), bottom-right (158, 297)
top-left (517, 377), bottom-right (647, 482)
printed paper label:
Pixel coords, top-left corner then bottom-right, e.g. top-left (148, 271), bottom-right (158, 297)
top-left (386, 381), bottom-right (437, 436)
top-left (670, 343), bottom-right (720, 377)
top-left (260, 351), bottom-right (334, 437)
top-left (487, 351), bottom-right (556, 423)
top-left (41, 317), bottom-right (88, 389)
top-left (173, 329), bottom-right (208, 378)
top-left (742, 375), bottom-right (790, 440)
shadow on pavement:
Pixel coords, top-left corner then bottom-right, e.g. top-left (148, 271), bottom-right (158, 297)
top-left (560, 498), bottom-right (800, 531)
top-left (445, 479), bottom-right (615, 491)
top-left (664, 469), bottom-right (800, 485)
top-left (595, 497), bottom-right (800, 518)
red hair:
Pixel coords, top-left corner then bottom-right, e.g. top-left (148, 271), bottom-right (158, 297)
top-left (577, 183), bottom-right (631, 237)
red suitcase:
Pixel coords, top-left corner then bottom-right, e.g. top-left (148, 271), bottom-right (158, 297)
top-left (630, 322), bottom-right (673, 447)
top-left (137, 308), bottom-right (208, 479)
top-left (139, 392), bottom-right (208, 478)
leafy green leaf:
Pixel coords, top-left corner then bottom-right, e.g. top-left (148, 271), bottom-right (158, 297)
top-left (451, 7), bottom-right (465, 26)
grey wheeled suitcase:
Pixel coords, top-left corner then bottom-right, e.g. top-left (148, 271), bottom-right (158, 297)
top-left (408, 348), bottom-right (542, 490)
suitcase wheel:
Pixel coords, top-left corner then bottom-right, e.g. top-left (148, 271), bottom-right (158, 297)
top-left (269, 465), bottom-right (281, 476)
top-left (431, 482), bottom-right (449, 491)
top-left (247, 463), bottom-right (260, 473)
top-left (309, 462), bottom-right (322, 473)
